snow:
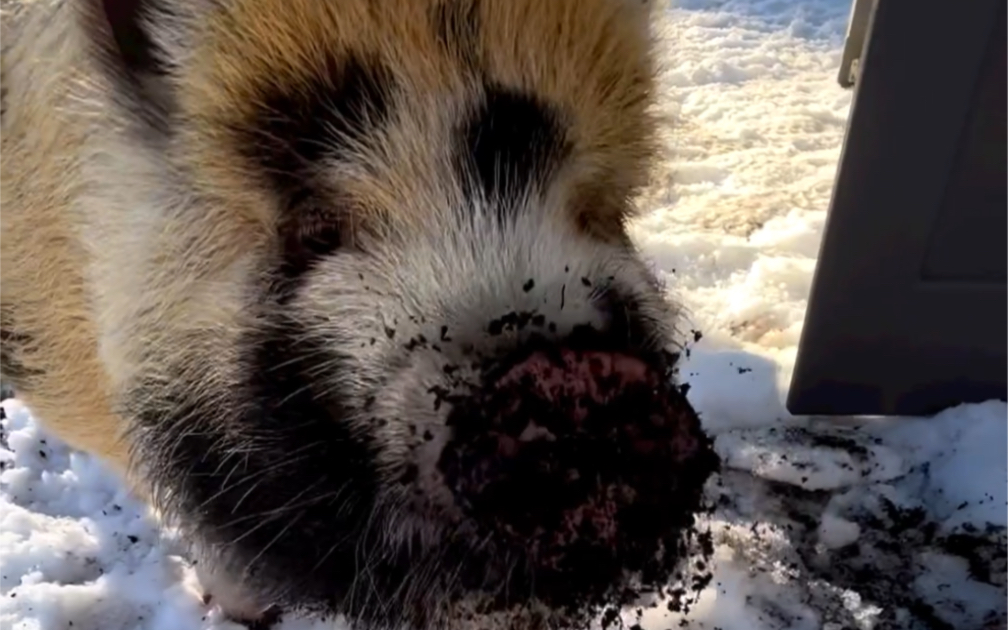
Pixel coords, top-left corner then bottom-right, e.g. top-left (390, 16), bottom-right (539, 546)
top-left (2, 1), bottom-right (1005, 629)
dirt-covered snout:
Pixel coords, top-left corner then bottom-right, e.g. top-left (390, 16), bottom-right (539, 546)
top-left (179, 230), bottom-right (718, 629)
top-left (368, 262), bottom-right (682, 529)
top-left (289, 216), bottom-right (716, 615)
top-left (434, 346), bottom-right (707, 599)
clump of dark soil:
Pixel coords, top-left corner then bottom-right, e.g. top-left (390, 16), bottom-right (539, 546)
top-left (437, 348), bottom-right (720, 627)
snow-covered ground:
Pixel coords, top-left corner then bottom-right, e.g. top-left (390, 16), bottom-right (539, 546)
top-left (2, 1), bottom-right (1006, 629)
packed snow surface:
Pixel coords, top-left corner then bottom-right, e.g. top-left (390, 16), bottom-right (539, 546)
top-left (2, 1), bottom-right (1005, 629)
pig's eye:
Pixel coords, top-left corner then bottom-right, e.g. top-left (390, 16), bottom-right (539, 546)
top-left (279, 202), bottom-right (344, 279)
top-left (296, 205), bottom-right (343, 257)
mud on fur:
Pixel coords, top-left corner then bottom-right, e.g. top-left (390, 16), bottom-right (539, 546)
top-left (1, 0), bottom-right (719, 628)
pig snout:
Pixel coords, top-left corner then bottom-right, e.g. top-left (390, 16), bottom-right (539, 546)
top-left (437, 344), bottom-right (715, 606)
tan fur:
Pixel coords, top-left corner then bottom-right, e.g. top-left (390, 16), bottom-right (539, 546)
top-left (1, 0), bottom-right (131, 475)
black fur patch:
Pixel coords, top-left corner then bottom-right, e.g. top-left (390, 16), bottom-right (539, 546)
top-left (83, 0), bottom-right (175, 133)
top-left (431, 0), bottom-right (482, 71)
top-left (0, 310), bottom-right (40, 392)
top-left (240, 54), bottom-right (395, 205)
top-left (99, 0), bottom-right (167, 79)
top-left (123, 308), bottom-right (454, 626)
top-left (237, 53), bottom-right (396, 284)
top-left (126, 312), bottom-right (389, 612)
top-left (458, 83), bottom-right (571, 214)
